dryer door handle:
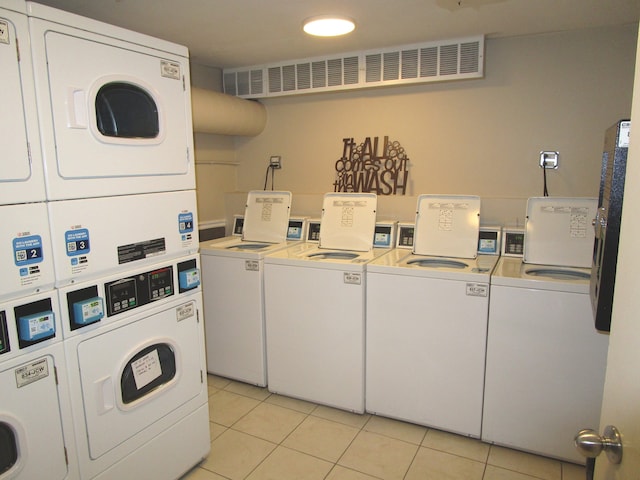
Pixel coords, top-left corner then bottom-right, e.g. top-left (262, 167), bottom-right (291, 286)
top-left (96, 376), bottom-right (115, 415)
top-left (66, 87), bottom-right (87, 129)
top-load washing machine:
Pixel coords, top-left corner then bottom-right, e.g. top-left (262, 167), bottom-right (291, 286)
top-left (1, 0), bottom-right (46, 205)
top-left (200, 191), bottom-right (292, 386)
top-left (482, 197), bottom-right (609, 462)
top-left (26, 2), bottom-right (195, 200)
top-left (264, 193), bottom-right (390, 413)
top-left (366, 195), bottom-right (497, 437)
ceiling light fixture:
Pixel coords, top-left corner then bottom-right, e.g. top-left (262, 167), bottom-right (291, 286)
top-left (303, 15), bottom-right (355, 37)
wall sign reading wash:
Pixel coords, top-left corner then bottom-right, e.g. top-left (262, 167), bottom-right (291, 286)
top-left (334, 136), bottom-right (410, 195)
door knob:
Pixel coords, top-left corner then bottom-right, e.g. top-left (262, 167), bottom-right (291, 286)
top-left (575, 425), bottom-right (623, 464)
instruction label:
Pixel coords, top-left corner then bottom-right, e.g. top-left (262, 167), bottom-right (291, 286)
top-left (179, 212), bottom-right (194, 233)
top-left (429, 202), bottom-right (471, 232)
top-left (118, 238), bottom-right (166, 264)
top-left (179, 212), bottom-right (195, 246)
top-left (13, 235), bottom-right (44, 266)
top-left (132, 349), bottom-right (162, 390)
top-left (570, 207), bottom-right (590, 238)
top-left (65, 228), bottom-right (90, 256)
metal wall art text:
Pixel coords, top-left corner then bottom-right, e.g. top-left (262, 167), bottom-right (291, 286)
top-left (333, 136), bottom-right (409, 195)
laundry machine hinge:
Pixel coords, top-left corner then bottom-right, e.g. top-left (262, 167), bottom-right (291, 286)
top-left (14, 36), bottom-right (20, 62)
top-left (54, 365), bottom-right (59, 385)
top-left (64, 446), bottom-right (69, 466)
top-left (200, 370), bottom-right (204, 384)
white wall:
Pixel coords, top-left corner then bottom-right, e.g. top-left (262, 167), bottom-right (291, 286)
top-left (218, 25), bottom-right (637, 228)
top-left (190, 63), bottom-right (237, 225)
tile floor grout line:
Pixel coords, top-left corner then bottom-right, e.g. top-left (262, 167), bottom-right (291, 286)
top-left (205, 376), bottom-right (581, 480)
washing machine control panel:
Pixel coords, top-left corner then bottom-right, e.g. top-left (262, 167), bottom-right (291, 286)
top-left (502, 228), bottom-right (525, 257)
top-left (307, 221), bottom-right (321, 242)
top-left (396, 223), bottom-right (415, 249)
top-left (105, 266), bottom-right (174, 317)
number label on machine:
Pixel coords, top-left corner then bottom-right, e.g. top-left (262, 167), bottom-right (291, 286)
top-left (15, 357), bottom-right (49, 388)
top-left (466, 283), bottom-right (488, 297)
top-left (65, 228), bottom-right (91, 256)
top-left (176, 301), bottom-right (195, 322)
top-left (245, 260), bottom-right (259, 271)
top-left (344, 272), bottom-right (361, 285)
top-left (13, 235), bottom-right (44, 266)
top-left (0, 20), bottom-right (9, 44)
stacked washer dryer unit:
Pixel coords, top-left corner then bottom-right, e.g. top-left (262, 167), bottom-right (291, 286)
top-left (264, 193), bottom-right (390, 413)
top-left (0, 2), bottom-right (78, 478)
top-left (200, 191), bottom-right (293, 387)
top-left (482, 197), bottom-right (609, 463)
top-left (366, 195), bottom-right (497, 438)
top-left (26, 3), bottom-right (209, 479)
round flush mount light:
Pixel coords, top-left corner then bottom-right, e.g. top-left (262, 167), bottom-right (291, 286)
top-left (303, 15), bottom-right (355, 37)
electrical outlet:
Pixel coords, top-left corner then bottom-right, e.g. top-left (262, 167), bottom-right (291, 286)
top-left (539, 151), bottom-right (559, 169)
top-left (270, 156), bottom-right (282, 169)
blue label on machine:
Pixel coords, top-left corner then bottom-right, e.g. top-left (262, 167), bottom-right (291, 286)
top-left (179, 268), bottom-right (200, 290)
top-left (178, 213), bottom-right (194, 234)
top-left (13, 235), bottom-right (44, 266)
top-left (17, 310), bottom-right (56, 342)
top-left (65, 229), bottom-right (90, 256)
top-left (73, 297), bottom-right (105, 326)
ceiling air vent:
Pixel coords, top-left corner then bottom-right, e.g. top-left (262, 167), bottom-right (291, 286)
top-left (223, 35), bottom-right (483, 99)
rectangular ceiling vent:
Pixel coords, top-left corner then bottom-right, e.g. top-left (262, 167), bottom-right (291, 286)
top-left (223, 35), bottom-right (483, 99)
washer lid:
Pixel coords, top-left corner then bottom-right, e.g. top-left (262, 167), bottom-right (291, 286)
top-left (524, 197), bottom-right (597, 267)
top-left (319, 193), bottom-right (377, 251)
top-left (242, 191), bottom-right (292, 243)
top-left (413, 195), bottom-right (480, 258)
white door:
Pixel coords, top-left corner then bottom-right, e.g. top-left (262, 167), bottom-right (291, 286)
top-left (592, 24), bottom-right (640, 478)
top-left (28, 4), bottom-right (195, 200)
top-left (72, 296), bottom-right (204, 459)
top-left (0, 3), bottom-right (45, 205)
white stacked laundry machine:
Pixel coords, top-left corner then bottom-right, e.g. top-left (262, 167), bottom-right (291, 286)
top-left (365, 195), bottom-right (497, 438)
top-left (482, 197), bottom-right (609, 463)
top-left (1, 2), bottom-right (78, 478)
top-left (0, 2), bottom-right (209, 478)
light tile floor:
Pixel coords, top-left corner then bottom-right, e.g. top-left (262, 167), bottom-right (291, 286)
top-left (180, 375), bottom-right (586, 480)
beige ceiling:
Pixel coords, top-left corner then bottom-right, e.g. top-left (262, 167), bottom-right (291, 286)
top-left (33, 0), bottom-right (640, 68)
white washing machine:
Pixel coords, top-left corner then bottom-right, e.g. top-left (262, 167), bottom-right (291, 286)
top-left (0, 290), bottom-right (78, 479)
top-left (57, 254), bottom-right (209, 479)
top-left (200, 191), bottom-right (292, 386)
top-left (366, 195), bottom-right (495, 438)
top-left (0, 0), bottom-right (46, 205)
top-left (482, 197), bottom-right (609, 463)
top-left (264, 193), bottom-right (388, 413)
top-left (26, 2), bottom-right (195, 200)
top-left (47, 190), bottom-right (199, 287)
top-left (1, 202), bottom-right (55, 302)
